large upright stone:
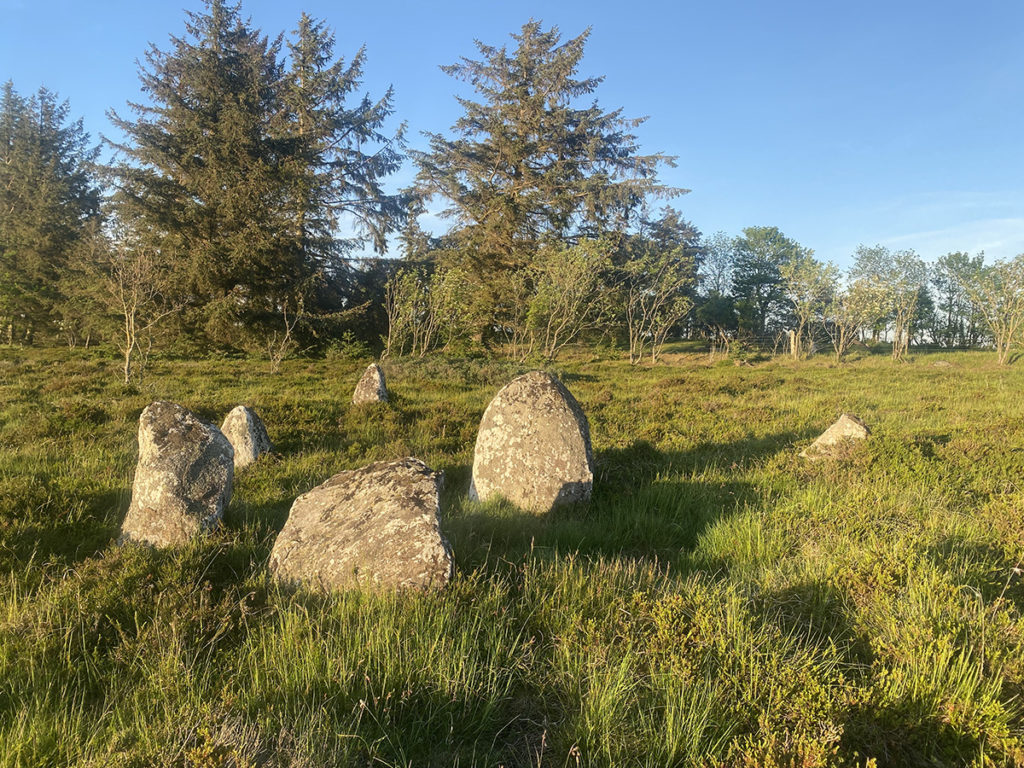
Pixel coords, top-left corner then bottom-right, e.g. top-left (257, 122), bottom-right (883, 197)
top-left (269, 458), bottom-right (452, 592)
top-left (470, 371), bottom-right (593, 513)
top-left (220, 405), bottom-right (272, 469)
top-left (800, 413), bottom-right (870, 460)
top-left (120, 401), bottom-right (234, 547)
top-left (352, 363), bottom-right (388, 405)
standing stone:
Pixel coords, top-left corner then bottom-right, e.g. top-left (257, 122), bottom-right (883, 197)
top-left (269, 458), bottom-right (452, 592)
top-left (352, 363), bottom-right (388, 405)
top-left (469, 371), bottom-right (593, 513)
top-left (120, 401), bottom-right (234, 547)
top-left (220, 405), bottom-right (273, 469)
top-left (800, 413), bottom-right (870, 460)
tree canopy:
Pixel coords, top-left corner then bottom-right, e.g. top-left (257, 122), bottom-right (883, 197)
top-left (108, 0), bottom-right (405, 349)
top-left (0, 81), bottom-right (100, 343)
top-left (413, 21), bottom-right (684, 288)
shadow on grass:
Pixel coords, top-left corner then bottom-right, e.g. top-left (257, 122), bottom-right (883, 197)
top-left (0, 486), bottom-right (124, 570)
top-left (445, 431), bottom-right (806, 572)
top-left (925, 535), bottom-right (1024, 608)
top-left (841, 700), bottom-right (983, 766)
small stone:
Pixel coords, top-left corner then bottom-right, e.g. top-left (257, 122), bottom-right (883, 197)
top-left (932, 360), bottom-right (953, 368)
top-left (352, 363), bottom-right (388, 405)
top-left (469, 371), bottom-right (593, 513)
top-left (120, 401), bottom-right (234, 547)
top-left (800, 413), bottom-right (870, 460)
top-left (220, 405), bottom-right (272, 469)
top-left (269, 457), bottom-right (452, 592)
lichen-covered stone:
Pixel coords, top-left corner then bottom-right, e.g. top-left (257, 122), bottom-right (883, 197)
top-left (469, 371), bottom-right (593, 513)
top-left (269, 457), bottom-right (452, 592)
top-left (800, 413), bottom-right (870, 460)
top-left (220, 405), bottom-right (272, 469)
top-left (352, 363), bottom-right (388, 405)
top-left (120, 401), bottom-right (234, 547)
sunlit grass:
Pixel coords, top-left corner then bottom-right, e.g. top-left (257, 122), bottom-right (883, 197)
top-left (1, 344), bottom-right (1023, 765)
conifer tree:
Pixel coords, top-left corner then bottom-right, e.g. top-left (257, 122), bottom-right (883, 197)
top-left (413, 21), bottom-right (682, 319)
top-left (281, 13), bottom-right (406, 287)
top-left (109, 2), bottom-right (405, 349)
top-left (0, 82), bottom-right (100, 344)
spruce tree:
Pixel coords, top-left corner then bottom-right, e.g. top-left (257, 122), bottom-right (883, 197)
top-left (109, 0), bottom-right (299, 346)
top-left (281, 13), bottom-right (405, 286)
top-left (414, 21), bottom-right (682, 289)
top-left (110, 2), bottom-right (405, 349)
top-left (0, 82), bottom-right (100, 344)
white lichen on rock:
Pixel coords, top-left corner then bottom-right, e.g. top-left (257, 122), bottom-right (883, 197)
top-left (120, 401), bottom-right (234, 547)
top-left (269, 457), bottom-right (452, 592)
top-left (220, 405), bottom-right (272, 469)
top-left (469, 370), bottom-right (593, 513)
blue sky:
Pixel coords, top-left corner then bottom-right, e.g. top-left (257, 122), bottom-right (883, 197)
top-left (2, 0), bottom-right (1021, 268)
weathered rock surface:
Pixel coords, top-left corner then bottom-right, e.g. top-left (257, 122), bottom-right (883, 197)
top-left (352, 363), bottom-right (388, 405)
top-left (120, 401), bottom-right (234, 547)
top-left (269, 458), bottom-right (452, 592)
top-left (800, 413), bottom-right (870, 460)
top-left (220, 405), bottom-right (272, 469)
top-left (469, 371), bottom-right (593, 513)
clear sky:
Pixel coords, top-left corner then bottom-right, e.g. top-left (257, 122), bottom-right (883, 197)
top-left (2, 0), bottom-right (1022, 267)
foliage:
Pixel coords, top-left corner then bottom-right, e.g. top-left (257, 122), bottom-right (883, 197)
top-left (412, 20), bottom-right (683, 332)
top-left (280, 13), bottom-right (406, 274)
top-left (108, 1), bottom-right (404, 350)
top-left (822, 277), bottom-right (885, 362)
top-left (851, 245), bottom-right (927, 361)
top-left (621, 239), bottom-right (696, 364)
top-left (700, 230), bottom-right (735, 297)
top-left (957, 254), bottom-right (1024, 365)
top-left (930, 252), bottom-right (987, 348)
top-left (527, 239), bottom-right (615, 361)
top-left (383, 263), bottom-right (472, 358)
top-left (779, 253), bottom-right (837, 358)
top-left (0, 81), bottom-right (100, 344)
top-left (731, 226), bottom-right (810, 337)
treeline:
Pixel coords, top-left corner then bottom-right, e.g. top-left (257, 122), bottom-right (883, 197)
top-left (695, 235), bottom-right (1024, 364)
top-left (2, 1), bottom-right (1023, 379)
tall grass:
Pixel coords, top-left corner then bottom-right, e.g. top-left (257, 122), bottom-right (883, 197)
top-left (1, 345), bottom-right (1022, 765)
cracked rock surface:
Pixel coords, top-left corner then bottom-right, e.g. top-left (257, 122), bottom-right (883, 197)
top-left (220, 405), bottom-right (272, 469)
top-left (470, 371), bottom-right (593, 513)
top-left (270, 457), bottom-right (452, 592)
top-left (120, 401), bottom-right (234, 547)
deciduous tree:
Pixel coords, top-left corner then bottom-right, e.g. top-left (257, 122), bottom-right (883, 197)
top-left (780, 253), bottom-right (836, 358)
top-left (731, 226), bottom-right (809, 337)
top-left (958, 255), bottom-right (1024, 365)
top-left (850, 245), bottom-right (926, 361)
top-left (823, 277), bottom-right (884, 362)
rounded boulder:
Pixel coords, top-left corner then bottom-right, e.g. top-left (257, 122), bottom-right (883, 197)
top-left (469, 371), bottom-right (593, 513)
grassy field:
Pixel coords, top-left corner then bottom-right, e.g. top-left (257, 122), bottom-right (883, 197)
top-left (1, 345), bottom-right (1023, 767)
